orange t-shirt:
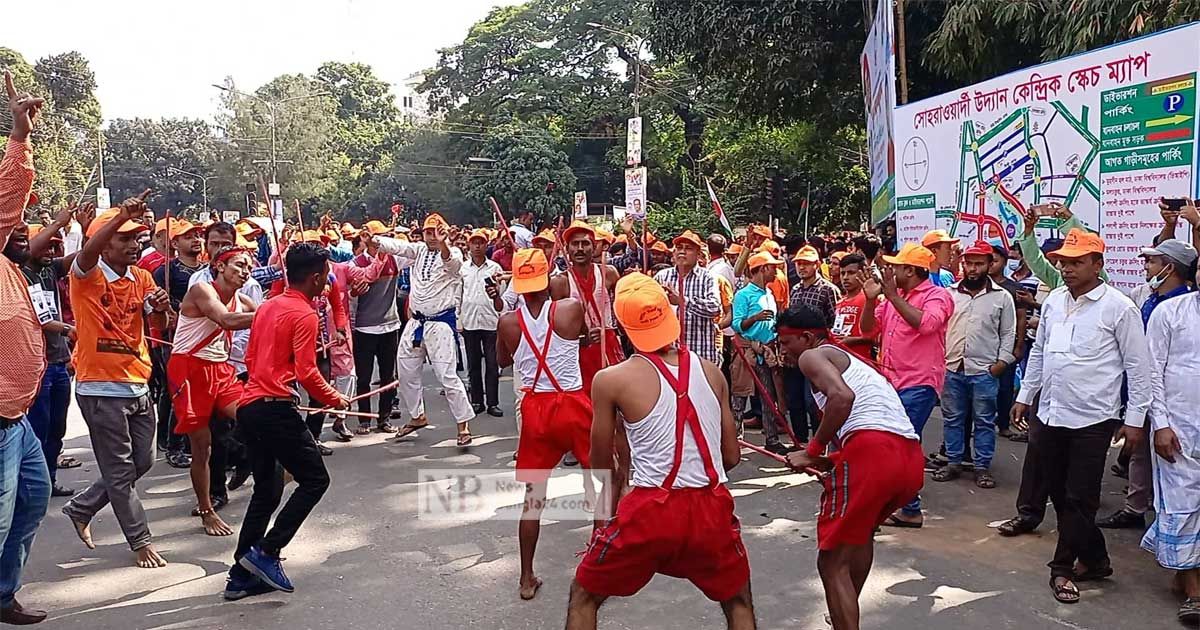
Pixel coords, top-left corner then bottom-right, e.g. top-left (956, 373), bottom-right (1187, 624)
top-left (768, 269), bottom-right (789, 310)
top-left (69, 261), bottom-right (156, 385)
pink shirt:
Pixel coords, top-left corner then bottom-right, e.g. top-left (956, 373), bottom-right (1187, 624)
top-left (873, 280), bottom-right (954, 393)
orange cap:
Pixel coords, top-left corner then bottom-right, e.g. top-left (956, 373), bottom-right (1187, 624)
top-left (672, 230), bottom-right (704, 249)
top-left (512, 248), bottom-right (550, 294)
top-left (362, 220), bottom-right (390, 236)
top-left (615, 234), bottom-right (628, 245)
top-left (154, 218), bottom-right (172, 234)
top-left (759, 239), bottom-right (782, 257)
top-left (236, 233), bottom-right (259, 250)
top-left (615, 273), bottom-right (680, 352)
top-left (792, 245), bottom-right (820, 263)
top-left (651, 241), bottom-right (670, 254)
top-left (882, 242), bottom-right (937, 269)
top-left (748, 251), bottom-right (784, 270)
top-left (324, 229), bottom-right (340, 243)
top-left (563, 219), bottom-right (595, 243)
top-left (1048, 228), bottom-right (1106, 259)
top-left (750, 224), bottom-right (772, 239)
top-left (423, 213), bottom-right (449, 230)
top-left (921, 229), bottom-right (960, 247)
top-left (236, 221), bottom-right (263, 240)
top-left (340, 222), bottom-right (358, 236)
top-left (830, 251), bottom-right (847, 262)
top-left (169, 220), bottom-right (203, 240)
top-left (728, 243), bottom-right (745, 255)
top-left (87, 209), bottom-right (150, 238)
top-left (28, 223), bottom-right (62, 242)
top-left (594, 228), bottom-right (615, 244)
top-left (300, 229), bottom-right (330, 244)
top-left (468, 228), bottom-right (490, 243)
top-left (532, 229), bottom-right (556, 245)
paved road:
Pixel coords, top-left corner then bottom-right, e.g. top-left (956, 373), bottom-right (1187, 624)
top-left (19, 369), bottom-right (1179, 629)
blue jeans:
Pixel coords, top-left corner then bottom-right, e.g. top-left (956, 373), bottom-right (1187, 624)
top-left (0, 419), bottom-right (52, 607)
top-left (941, 371), bottom-right (999, 469)
top-left (898, 385), bottom-right (938, 516)
top-left (26, 363), bottom-right (71, 483)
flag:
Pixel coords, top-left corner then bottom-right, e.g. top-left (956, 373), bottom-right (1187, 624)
top-left (706, 178), bottom-right (734, 237)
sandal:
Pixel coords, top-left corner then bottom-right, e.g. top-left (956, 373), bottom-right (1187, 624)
top-left (882, 514), bottom-right (923, 529)
top-left (1179, 597), bottom-right (1200, 624)
top-left (355, 425), bottom-right (372, 436)
top-left (1050, 577), bottom-right (1080, 604)
top-left (974, 469), bottom-right (996, 489)
top-left (375, 422), bottom-right (399, 434)
top-left (997, 517), bottom-right (1036, 537)
top-left (394, 420), bottom-right (429, 439)
top-left (932, 464), bottom-right (961, 482)
top-left (457, 432), bottom-right (473, 447)
top-left (58, 455), bottom-right (82, 469)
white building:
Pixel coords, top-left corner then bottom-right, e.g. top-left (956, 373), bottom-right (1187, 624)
top-left (397, 71), bottom-right (431, 123)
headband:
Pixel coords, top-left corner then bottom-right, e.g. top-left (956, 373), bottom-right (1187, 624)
top-left (213, 246), bottom-right (251, 265)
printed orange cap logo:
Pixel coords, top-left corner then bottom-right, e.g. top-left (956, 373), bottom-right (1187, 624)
top-left (512, 248), bottom-right (550, 294)
top-left (614, 272), bottom-right (680, 352)
top-left (1049, 228), bottom-right (1105, 259)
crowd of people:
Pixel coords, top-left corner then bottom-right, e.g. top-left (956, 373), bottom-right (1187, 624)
top-left (3, 69), bottom-right (1200, 630)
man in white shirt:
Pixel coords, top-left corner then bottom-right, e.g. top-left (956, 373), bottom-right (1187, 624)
top-left (1011, 229), bottom-right (1152, 604)
top-left (374, 214), bottom-right (475, 446)
top-left (460, 229), bottom-right (504, 417)
top-left (510, 210), bottom-right (535, 250)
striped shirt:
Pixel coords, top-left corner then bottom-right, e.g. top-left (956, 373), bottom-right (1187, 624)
top-left (654, 265), bottom-right (721, 364)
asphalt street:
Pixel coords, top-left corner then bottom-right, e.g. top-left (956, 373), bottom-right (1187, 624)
top-left (17, 367), bottom-right (1182, 629)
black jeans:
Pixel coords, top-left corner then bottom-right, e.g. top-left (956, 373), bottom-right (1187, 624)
top-left (461, 329), bottom-right (498, 408)
top-left (209, 417), bottom-right (231, 501)
top-left (1033, 415), bottom-right (1119, 578)
top-left (233, 400), bottom-right (330, 560)
top-left (352, 330), bottom-right (399, 424)
top-left (150, 345), bottom-right (186, 454)
top-left (1015, 394), bottom-right (1049, 525)
top-left (783, 366), bottom-right (818, 442)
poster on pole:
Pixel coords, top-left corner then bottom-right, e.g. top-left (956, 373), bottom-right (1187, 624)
top-left (893, 23), bottom-right (1200, 290)
top-left (222, 211), bottom-right (241, 224)
top-left (862, 0), bottom-right (897, 225)
top-left (96, 187), bottom-right (111, 210)
top-left (626, 117), bottom-right (642, 167)
top-left (624, 167), bottom-right (647, 220)
top-left (574, 191), bottom-right (588, 219)
top-left (613, 205), bottom-right (627, 222)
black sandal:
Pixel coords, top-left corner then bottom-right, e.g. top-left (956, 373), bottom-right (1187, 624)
top-left (997, 517), bottom-right (1036, 537)
top-left (1050, 577), bottom-right (1080, 604)
top-left (974, 469), bottom-right (996, 489)
top-left (882, 514), bottom-right (923, 529)
top-left (1179, 597), bottom-right (1200, 623)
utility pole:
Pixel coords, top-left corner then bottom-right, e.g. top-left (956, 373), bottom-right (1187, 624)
top-left (169, 167), bottom-right (214, 215)
top-left (895, 0), bottom-right (909, 104)
top-left (97, 129), bottom-right (104, 188)
top-left (212, 84), bottom-right (329, 186)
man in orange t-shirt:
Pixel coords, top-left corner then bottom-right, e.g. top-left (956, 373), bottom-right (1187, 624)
top-left (62, 192), bottom-right (173, 570)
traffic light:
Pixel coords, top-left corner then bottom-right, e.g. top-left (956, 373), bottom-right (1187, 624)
top-left (764, 166), bottom-right (779, 210)
top-left (245, 182), bottom-right (257, 217)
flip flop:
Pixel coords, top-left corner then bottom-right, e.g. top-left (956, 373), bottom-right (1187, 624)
top-left (394, 421), bottom-right (429, 439)
top-left (457, 432), bottom-right (473, 447)
top-left (882, 514), bottom-right (923, 529)
top-left (1050, 577), bottom-right (1080, 604)
top-left (58, 456), bottom-right (82, 469)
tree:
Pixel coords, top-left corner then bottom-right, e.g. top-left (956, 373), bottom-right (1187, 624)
top-left (103, 118), bottom-right (222, 217)
top-left (461, 123), bottom-right (576, 221)
top-left (34, 52), bottom-right (102, 130)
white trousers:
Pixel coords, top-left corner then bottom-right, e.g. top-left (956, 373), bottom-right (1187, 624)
top-left (331, 375), bottom-right (356, 421)
top-left (397, 318), bottom-right (475, 424)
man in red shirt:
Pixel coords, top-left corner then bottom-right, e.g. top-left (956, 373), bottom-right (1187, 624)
top-left (831, 253), bottom-right (877, 361)
top-left (224, 242), bottom-right (348, 601)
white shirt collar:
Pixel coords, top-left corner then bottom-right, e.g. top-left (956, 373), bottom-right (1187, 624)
top-left (98, 258), bottom-right (136, 282)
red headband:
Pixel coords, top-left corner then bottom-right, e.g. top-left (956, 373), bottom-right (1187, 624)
top-left (213, 246), bottom-right (251, 265)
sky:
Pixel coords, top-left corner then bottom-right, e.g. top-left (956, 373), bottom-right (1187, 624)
top-left (5, 0), bottom-right (522, 122)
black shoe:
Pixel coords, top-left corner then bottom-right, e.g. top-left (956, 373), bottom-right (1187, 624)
top-left (486, 406), bottom-right (503, 417)
top-left (997, 517), bottom-right (1038, 537)
top-left (1096, 508), bottom-right (1145, 529)
top-left (51, 484), bottom-right (74, 497)
top-left (227, 468), bottom-right (251, 491)
top-left (165, 451), bottom-right (191, 469)
top-left (1008, 431), bottom-right (1028, 443)
top-left (471, 403), bottom-right (485, 414)
top-left (764, 442), bottom-right (790, 457)
top-left (331, 421), bottom-right (353, 442)
top-left (316, 442), bottom-right (333, 457)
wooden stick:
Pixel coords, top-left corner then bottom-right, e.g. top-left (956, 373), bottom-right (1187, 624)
top-left (737, 438), bottom-right (823, 476)
top-left (308, 379), bottom-right (401, 414)
top-left (730, 336), bottom-right (802, 447)
top-left (488, 196), bottom-right (513, 237)
top-left (641, 217), bottom-right (648, 272)
top-left (147, 336), bottom-right (173, 347)
top-left (299, 406), bottom-right (376, 419)
top-left (294, 199), bottom-right (305, 236)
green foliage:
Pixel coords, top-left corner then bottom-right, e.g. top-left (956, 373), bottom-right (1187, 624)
top-left (461, 123), bottom-right (577, 221)
top-left (103, 118), bottom-right (222, 215)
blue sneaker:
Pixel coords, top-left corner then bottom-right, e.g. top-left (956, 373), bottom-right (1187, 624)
top-left (238, 546), bottom-right (294, 593)
top-left (222, 571), bottom-right (275, 601)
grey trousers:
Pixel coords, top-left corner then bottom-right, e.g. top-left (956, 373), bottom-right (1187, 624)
top-left (1125, 427), bottom-right (1153, 514)
top-left (64, 394), bottom-right (155, 551)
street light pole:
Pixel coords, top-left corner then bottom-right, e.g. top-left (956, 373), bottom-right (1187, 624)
top-left (212, 84), bottom-right (330, 187)
top-left (168, 166), bottom-right (213, 216)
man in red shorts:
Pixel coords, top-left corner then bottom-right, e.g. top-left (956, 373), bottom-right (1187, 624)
top-left (497, 248), bottom-right (591, 601)
top-left (776, 304), bottom-right (923, 630)
top-left (168, 246), bottom-right (257, 536)
top-left (568, 273), bottom-right (753, 630)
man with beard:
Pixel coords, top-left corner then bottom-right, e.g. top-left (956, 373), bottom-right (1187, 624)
top-left (932, 241), bottom-right (1016, 490)
top-left (550, 220), bottom-right (623, 394)
top-left (63, 193), bottom-right (174, 569)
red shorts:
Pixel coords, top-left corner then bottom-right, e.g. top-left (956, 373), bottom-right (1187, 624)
top-left (516, 390), bottom-right (593, 482)
top-left (575, 485), bottom-right (750, 602)
top-left (817, 430), bottom-right (924, 550)
top-left (167, 354), bottom-right (242, 435)
top-left (578, 330), bottom-right (624, 394)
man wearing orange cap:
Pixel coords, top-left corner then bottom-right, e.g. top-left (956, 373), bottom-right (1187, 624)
top-left (137, 217), bottom-right (173, 274)
top-left (783, 244), bottom-right (840, 443)
top-left (732, 251), bottom-right (789, 455)
top-left (550, 220), bottom-right (623, 394)
top-left (63, 191), bottom-right (174, 569)
top-left (495, 248), bottom-right (590, 601)
top-left (373, 213), bottom-right (476, 445)
top-left (350, 219), bottom-right (409, 434)
top-left (921, 229), bottom-right (959, 288)
top-left (1009, 229), bottom-right (1152, 603)
top-left (569, 273), bottom-right (752, 628)
top-left (653, 230), bottom-right (721, 364)
top-left (858, 242), bottom-right (954, 528)
top-left (153, 219), bottom-right (206, 312)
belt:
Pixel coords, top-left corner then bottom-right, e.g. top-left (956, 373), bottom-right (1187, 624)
top-left (258, 396), bottom-right (298, 404)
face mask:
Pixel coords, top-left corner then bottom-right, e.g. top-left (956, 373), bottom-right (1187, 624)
top-left (1148, 266), bottom-right (1171, 290)
top-left (1005, 259), bottom-right (1021, 276)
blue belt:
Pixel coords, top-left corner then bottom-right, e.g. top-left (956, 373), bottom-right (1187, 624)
top-left (412, 308), bottom-right (457, 347)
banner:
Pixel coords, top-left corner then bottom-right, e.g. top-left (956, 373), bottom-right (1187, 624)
top-left (574, 191), bottom-right (588, 219)
top-left (862, 0), bottom-right (897, 225)
top-left (893, 23), bottom-right (1200, 290)
top-left (624, 167), bottom-right (647, 220)
top-left (626, 116), bottom-right (642, 166)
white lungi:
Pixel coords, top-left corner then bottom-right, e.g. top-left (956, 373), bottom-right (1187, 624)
top-left (397, 318), bottom-right (474, 423)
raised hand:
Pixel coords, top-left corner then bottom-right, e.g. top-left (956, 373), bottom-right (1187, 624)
top-left (4, 70), bottom-right (45, 141)
top-left (860, 268), bottom-right (882, 301)
top-left (118, 190), bottom-right (152, 221)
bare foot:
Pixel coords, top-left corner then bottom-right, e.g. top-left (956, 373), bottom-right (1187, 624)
top-left (201, 512), bottom-right (234, 537)
top-left (135, 545), bottom-right (168, 568)
top-left (67, 515), bottom-right (95, 550)
top-left (519, 576), bottom-right (543, 600)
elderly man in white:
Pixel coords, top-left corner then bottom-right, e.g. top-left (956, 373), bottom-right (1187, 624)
top-left (1142, 286), bottom-right (1200, 623)
top-left (372, 214), bottom-right (475, 446)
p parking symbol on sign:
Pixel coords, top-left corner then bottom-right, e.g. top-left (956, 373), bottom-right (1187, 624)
top-left (1164, 93), bottom-right (1186, 113)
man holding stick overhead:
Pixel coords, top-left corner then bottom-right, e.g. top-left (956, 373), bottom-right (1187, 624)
top-left (225, 243), bottom-right (348, 600)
